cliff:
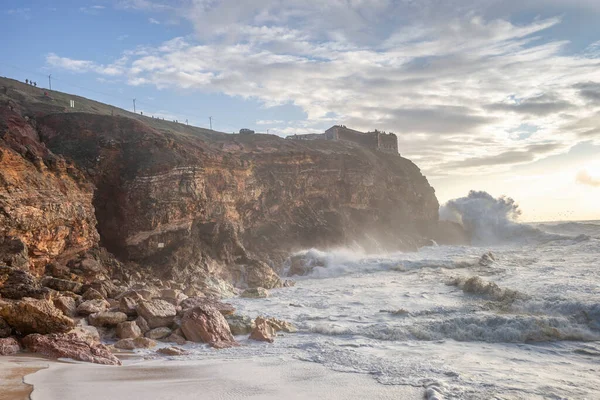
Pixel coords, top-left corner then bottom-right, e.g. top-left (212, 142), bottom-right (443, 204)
top-left (0, 77), bottom-right (466, 289)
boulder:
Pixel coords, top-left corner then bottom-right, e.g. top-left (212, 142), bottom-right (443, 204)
top-left (249, 317), bottom-right (276, 343)
top-left (88, 280), bottom-right (121, 299)
top-left (53, 296), bottom-right (77, 317)
top-left (164, 333), bottom-right (187, 345)
top-left (119, 295), bottom-right (141, 316)
top-left (157, 347), bottom-right (189, 356)
top-left (79, 258), bottom-right (104, 274)
top-left (22, 333), bottom-right (121, 365)
top-left (180, 297), bottom-right (235, 316)
top-left (0, 237), bottom-right (29, 269)
top-left (160, 289), bottom-right (188, 306)
top-left (240, 287), bottom-right (269, 299)
top-left (0, 265), bottom-right (49, 299)
top-left (479, 252), bottom-right (496, 267)
top-left (68, 325), bottom-right (100, 344)
top-left (116, 321), bottom-right (142, 339)
top-left (134, 316), bottom-right (150, 334)
top-left (0, 317), bottom-right (12, 338)
top-left (265, 318), bottom-right (297, 333)
top-left (113, 337), bottom-right (156, 350)
top-left (145, 327), bottom-right (171, 340)
top-left (0, 337), bottom-right (21, 355)
top-left (225, 314), bottom-right (255, 335)
top-left (180, 305), bottom-right (238, 348)
top-left (88, 311), bottom-right (127, 327)
top-left (77, 299), bottom-right (110, 316)
top-left (0, 298), bottom-right (75, 335)
top-left (81, 288), bottom-right (105, 301)
top-left (41, 277), bottom-right (83, 294)
top-left (136, 299), bottom-right (176, 328)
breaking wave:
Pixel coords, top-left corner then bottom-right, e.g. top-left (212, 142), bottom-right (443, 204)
top-left (440, 191), bottom-right (570, 245)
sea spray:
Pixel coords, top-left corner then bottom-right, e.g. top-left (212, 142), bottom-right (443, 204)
top-left (440, 191), bottom-right (567, 244)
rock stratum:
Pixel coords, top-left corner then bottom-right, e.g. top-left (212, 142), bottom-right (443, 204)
top-left (0, 76), bottom-right (466, 290)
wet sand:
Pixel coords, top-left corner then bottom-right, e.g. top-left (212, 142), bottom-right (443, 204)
top-left (0, 355), bottom-right (48, 400)
top-left (17, 355), bottom-right (423, 399)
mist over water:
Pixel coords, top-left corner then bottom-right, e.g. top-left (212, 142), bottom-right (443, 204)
top-left (439, 190), bottom-right (569, 245)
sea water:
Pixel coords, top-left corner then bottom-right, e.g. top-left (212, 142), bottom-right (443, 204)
top-left (168, 194), bottom-right (600, 399)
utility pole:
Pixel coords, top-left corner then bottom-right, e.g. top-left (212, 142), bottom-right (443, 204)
top-left (133, 98), bottom-right (136, 113)
top-left (209, 116), bottom-right (212, 130)
top-left (48, 74), bottom-right (52, 90)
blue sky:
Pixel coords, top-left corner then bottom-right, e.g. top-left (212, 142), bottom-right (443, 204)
top-left (2, 0), bottom-right (600, 220)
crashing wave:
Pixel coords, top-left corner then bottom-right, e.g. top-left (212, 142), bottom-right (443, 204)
top-left (440, 191), bottom-right (571, 245)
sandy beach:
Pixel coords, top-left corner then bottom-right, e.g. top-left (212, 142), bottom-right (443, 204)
top-left (0, 355), bottom-right (424, 400)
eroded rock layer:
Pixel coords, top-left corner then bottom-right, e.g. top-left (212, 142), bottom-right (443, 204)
top-left (0, 77), bottom-right (466, 289)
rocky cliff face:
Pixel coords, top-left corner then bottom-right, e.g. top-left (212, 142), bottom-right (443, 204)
top-left (0, 78), bottom-right (466, 288)
top-left (0, 107), bottom-right (98, 276)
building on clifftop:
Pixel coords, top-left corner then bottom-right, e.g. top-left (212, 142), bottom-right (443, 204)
top-left (287, 125), bottom-right (398, 154)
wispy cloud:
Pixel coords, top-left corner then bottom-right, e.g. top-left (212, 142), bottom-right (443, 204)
top-left (5, 8), bottom-right (31, 19)
top-left (46, 1), bottom-right (600, 176)
top-left (148, 17), bottom-right (160, 24)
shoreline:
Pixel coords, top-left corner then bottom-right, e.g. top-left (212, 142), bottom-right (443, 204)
top-left (1, 354), bottom-right (424, 400)
top-left (0, 355), bottom-right (48, 400)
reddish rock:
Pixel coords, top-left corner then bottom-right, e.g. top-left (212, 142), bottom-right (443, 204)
top-left (134, 316), bottom-right (150, 334)
top-left (0, 109), bottom-right (98, 275)
top-left (22, 333), bottom-right (121, 365)
top-left (0, 337), bottom-right (21, 355)
top-left (157, 346), bottom-right (189, 356)
top-left (113, 337), bottom-right (156, 350)
top-left (119, 295), bottom-right (141, 316)
top-left (0, 265), bottom-right (49, 300)
top-left (249, 317), bottom-right (276, 343)
top-left (136, 299), bottom-right (176, 328)
top-left (145, 327), bottom-right (171, 340)
top-left (88, 311), bottom-right (127, 327)
top-left (0, 317), bottom-right (12, 337)
top-left (180, 305), bottom-right (238, 348)
top-left (180, 297), bottom-right (235, 316)
top-left (77, 299), bottom-right (110, 316)
top-left (116, 321), bottom-right (142, 339)
top-left (53, 296), bottom-right (77, 317)
top-left (0, 298), bottom-right (75, 335)
top-left (81, 288), bottom-right (105, 301)
top-left (41, 277), bottom-right (83, 294)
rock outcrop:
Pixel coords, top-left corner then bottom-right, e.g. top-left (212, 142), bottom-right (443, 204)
top-left (22, 333), bottom-right (120, 365)
top-left (0, 76), bottom-right (466, 292)
top-left (180, 305), bottom-right (238, 348)
top-left (0, 337), bottom-right (20, 355)
top-left (0, 298), bottom-right (75, 335)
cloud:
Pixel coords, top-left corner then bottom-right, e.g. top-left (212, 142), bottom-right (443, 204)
top-left (5, 8), bottom-right (31, 19)
top-left (576, 170), bottom-right (600, 187)
top-left (47, 2), bottom-right (600, 175)
top-left (256, 120), bottom-right (284, 125)
top-left (486, 93), bottom-right (575, 116)
top-left (80, 5), bottom-right (105, 14)
top-left (46, 53), bottom-right (126, 76)
top-left (574, 82), bottom-right (600, 104)
top-left (148, 17), bottom-right (160, 24)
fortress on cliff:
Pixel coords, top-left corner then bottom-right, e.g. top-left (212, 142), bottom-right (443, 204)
top-left (287, 125), bottom-right (398, 154)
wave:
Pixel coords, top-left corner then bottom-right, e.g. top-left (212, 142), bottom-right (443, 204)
top-left (283, 248), bottom-right (494, 278)
top-left (440, 191), bottom-right (573, 245)
top-left (306, 314), bottom-right (600, 343)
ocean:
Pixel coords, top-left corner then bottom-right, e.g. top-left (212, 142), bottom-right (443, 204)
top-left (131, 192), bottom-right (600, 399)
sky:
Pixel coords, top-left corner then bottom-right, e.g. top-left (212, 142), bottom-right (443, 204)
top-left (1, 0), bottom-right (599, 222)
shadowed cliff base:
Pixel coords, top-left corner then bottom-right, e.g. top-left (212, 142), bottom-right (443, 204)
top-left (0, 76), bottom-right (467, 290)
